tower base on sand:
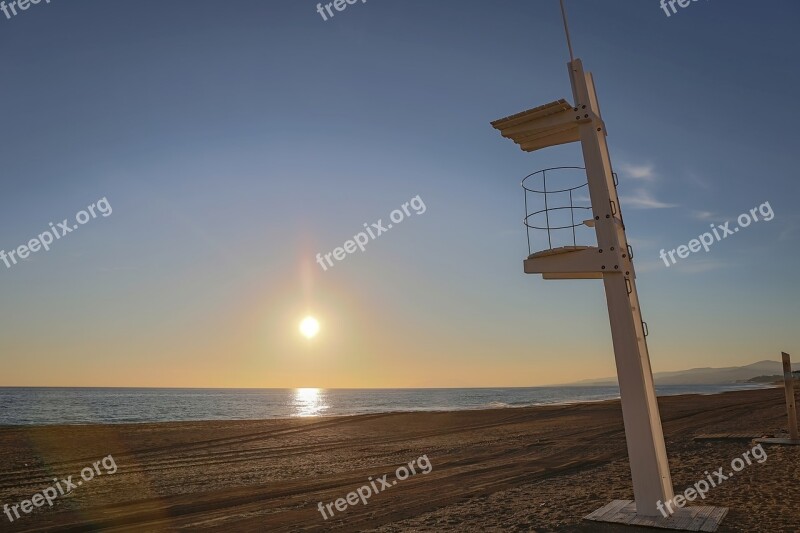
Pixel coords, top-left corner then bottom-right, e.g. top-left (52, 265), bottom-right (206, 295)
top-left (584, 500), bottom-right (728, 532)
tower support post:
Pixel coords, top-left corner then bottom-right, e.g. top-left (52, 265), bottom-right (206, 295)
top-left (570, 59), bottom-right (673, 516)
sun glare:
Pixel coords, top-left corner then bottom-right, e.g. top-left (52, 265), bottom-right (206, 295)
top-left (299, 316), bottom-right (320, 339)
top-left (294, 388), bottom-right (327, 416)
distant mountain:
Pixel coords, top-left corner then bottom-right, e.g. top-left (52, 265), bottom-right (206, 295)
top-left (568, 360), bottom-right (800, 386)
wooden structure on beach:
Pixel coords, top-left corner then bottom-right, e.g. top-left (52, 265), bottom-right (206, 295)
top-left (756, 351), bottom-right (800, 445)
top-left (489, 1), bottom-right (727, 529)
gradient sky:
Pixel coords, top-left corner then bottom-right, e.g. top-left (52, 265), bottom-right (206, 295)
top-left (1, 0), bottom-right (798, 388)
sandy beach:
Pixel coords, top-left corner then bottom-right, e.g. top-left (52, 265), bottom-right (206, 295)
top-left (0, 387), bottom-right (797, 532)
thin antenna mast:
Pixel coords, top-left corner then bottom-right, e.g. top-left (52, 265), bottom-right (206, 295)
top-left (559, 0), bottom-right (575, 63)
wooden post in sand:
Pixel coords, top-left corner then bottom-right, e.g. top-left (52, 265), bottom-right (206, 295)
top-left (782, 352), bottom-right (799, 441)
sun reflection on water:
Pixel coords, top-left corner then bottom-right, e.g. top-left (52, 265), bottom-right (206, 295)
top-left (293, 388), bottom-right (328, 417)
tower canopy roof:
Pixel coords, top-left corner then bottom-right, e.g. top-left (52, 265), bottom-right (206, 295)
top-left (490, 98), bottom-right (580, 153)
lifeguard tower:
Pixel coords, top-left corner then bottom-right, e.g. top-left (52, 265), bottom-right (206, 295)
top-left (489, 3), bottom-right (728, 529)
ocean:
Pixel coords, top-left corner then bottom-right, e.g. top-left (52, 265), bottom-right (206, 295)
top-left (0, 384), bottom-right (766, 425)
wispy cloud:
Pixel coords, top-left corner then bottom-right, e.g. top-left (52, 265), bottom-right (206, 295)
top-left (672, 259), bottom-right (727, 274)
top-left (686, 171), bottom-right (712, 190)
top-left (692, 210), bottom-right (717, 221)
top-left (640, 258), bottom-right (726, 274)
top-left (620, 188), bottom-right (677, 209)
top-left (778, 217), bottom-right (800, 242)
top-left (634, 260), bottom-right (664, 273)
top-left (617, 163), bottom-right (656, 182)
top-left (615, 161), bottom-right (676, 209)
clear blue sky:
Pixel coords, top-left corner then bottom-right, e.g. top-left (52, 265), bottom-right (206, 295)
top-left (1, 0), bottom-right (798, 387)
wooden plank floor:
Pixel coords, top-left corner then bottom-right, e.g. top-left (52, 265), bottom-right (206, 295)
top-left (693, 433), bottom-right (764, 441)
top-left (584, 500), bottom-right (729, 532)
top-left (754, 437), bottom-right (800, 445)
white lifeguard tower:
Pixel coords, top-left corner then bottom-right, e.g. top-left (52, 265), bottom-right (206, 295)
top-left (489, 3), bottom-right (727, 529)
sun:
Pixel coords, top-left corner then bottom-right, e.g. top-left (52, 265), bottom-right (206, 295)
top-left (299, 316), bottom-right (320, 339)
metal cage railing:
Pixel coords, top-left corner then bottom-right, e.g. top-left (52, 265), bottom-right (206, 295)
top-left (522, 166), bottom-right (599, 256)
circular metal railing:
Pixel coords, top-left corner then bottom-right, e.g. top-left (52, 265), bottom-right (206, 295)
top-left (522, 166), bottom-right (596, 255)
